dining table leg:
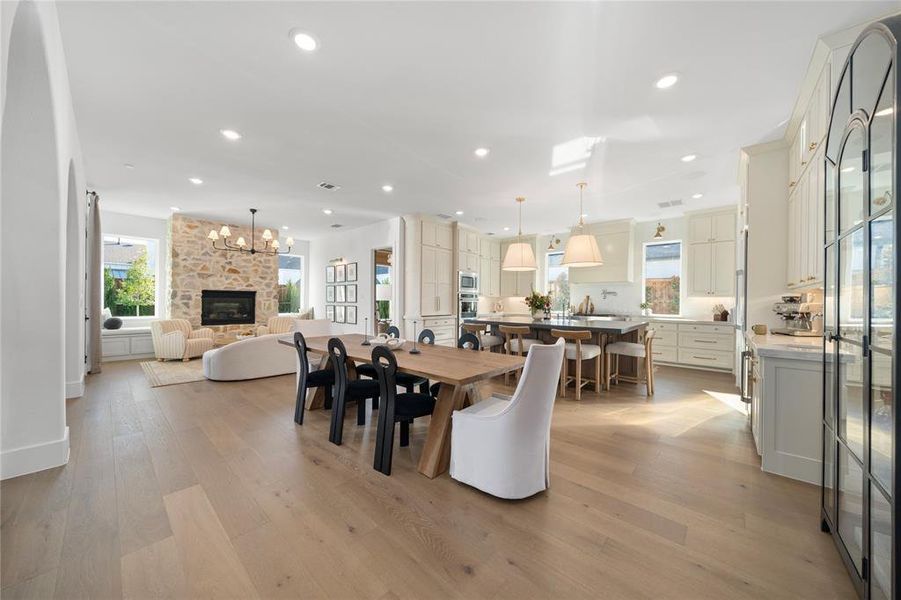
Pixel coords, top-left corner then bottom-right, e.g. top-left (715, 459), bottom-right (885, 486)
top-left (418, 383), bottom-right (471, 478)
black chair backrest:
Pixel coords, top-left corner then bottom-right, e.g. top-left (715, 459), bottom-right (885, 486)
top-left (327, 337), bottom-right (349, 396)
top-left (386, 325), bottom-right (401, 338)
top-left (418, 328), bottom-right (435, 344)
top-left (371, 345), bottom-right (398, 411)
top-left (458, 332), bottom-right (481, 350)
top-left (293, 332), bottom-right (310, 378)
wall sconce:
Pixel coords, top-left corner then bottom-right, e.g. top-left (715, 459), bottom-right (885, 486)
top-left (653, 223), bottom-right (666, 239)
top-left (546, 237), bottom-right (561, 251)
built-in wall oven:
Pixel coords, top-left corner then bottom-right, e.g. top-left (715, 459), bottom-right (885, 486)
top-left (458, 293), bottom-right (478, 319)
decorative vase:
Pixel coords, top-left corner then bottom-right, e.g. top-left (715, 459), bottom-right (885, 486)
top-left (529, 307), bottom-right (539, 320)
top-left (544, 307), bottom-right (552, 320)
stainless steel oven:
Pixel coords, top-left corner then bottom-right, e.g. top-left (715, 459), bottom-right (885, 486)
top-left (458, 271), bottom-right (479, 294)
top-left (458, 293), bottom-right (478, 319)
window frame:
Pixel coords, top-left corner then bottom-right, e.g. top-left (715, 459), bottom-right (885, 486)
top-left (101, 233), bottom-right (161, 319)
top-left (641, 239), bottom-right (683, 317)
top-left (277, 253), bottom-right (305, 315)
top-left (544, 250), bottom-right (568, 314)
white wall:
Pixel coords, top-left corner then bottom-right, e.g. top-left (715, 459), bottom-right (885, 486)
top-left (290, 239), bottom-right (311, 311)
top-left (525, 215), bottom-right (733, 319)
top-left (308, 219), bottom-right (403, 335)
top-left (1, 0), bottom-right (87, 478)
top-left (101, 210), bottom-right (170, 326)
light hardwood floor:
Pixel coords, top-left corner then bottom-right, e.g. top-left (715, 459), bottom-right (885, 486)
top-left (1, 361), bottom-right (855, 599)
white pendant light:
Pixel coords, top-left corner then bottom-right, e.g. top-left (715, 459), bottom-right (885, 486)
top-left (502, 196), bottom-right (537, 272)
top-left (562, 182), bottom-right (603, 267)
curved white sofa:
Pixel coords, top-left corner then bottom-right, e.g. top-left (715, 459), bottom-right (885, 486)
top-left (203, 318), bottom-right (336, 381)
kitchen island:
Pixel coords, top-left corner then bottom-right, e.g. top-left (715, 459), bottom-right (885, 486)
top-left (464, 315), bottom-right (648, 379)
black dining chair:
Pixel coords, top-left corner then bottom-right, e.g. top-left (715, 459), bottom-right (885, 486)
top-left (371, 346), bottom-right (436, 476)
top-left (386, 325), bottom-right (401, 338)
top-left (328, 337), bottom-right (380, 445)
top-left (293, 332), bottom-right (335, 425)
top-left (418, 328), bottom-right (435, 344)
top-left (430, 333), bottom-right (480, 398)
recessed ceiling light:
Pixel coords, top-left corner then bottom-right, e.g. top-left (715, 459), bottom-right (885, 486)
top-left (841, 166), bottom-right (855, 173)
top-left (455, 210), bottom-right (464, 216)
top-left (291, 30), bottom-right (318, 52)
top-left (322, 208), bottom-right (333, 215)
top-left (170, 206), bottom-right (180, 211)
top-left (382, 184), bottom-right (394, 192)
top-left (220, 129), bottom-right (242, 141)
top-left (124, 163), bottom-right (135, 169)
top-left (692, 193), bottom-right (703, 199)
top-left (655, 74), bottom-right (679, 89)
top-left (189, 177), bottom-right (203, 185)
top-left (875, 107), bottom-right (894, 117)
top-left (503, 226), bottom-right (510, 231)
top-left (281, 225), bottom-right (289, 230)
top-left (474, 147), bottom-right (490, 158)
top-left (681, 154), bottom-right (697, 163)
top-left (581, 213), bottom-right (588, 219)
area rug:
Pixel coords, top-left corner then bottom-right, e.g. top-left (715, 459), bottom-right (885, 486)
top-left (140, 359), bottom-right (206, 387)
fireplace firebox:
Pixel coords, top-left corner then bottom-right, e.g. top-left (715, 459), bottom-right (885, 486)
top-left (201, 290), bottom-right (256, 326)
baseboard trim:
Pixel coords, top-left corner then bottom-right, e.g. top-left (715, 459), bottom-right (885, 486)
top-left (0, 427), bottom-right (70, 480)
top-left (66, 379), bottom-right (85, 399)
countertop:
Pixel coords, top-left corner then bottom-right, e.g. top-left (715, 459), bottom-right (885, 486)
top-left (465, 315), bottom-right (647, 335)
top-left (747, 332), bottom-right (828, 362)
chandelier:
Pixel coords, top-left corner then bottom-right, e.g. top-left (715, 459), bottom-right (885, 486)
top-left (207, 208), bottom-right (293, 255)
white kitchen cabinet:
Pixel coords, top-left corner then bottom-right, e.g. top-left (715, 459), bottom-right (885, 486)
top-left (478, 238), bottom-right (501, 297)
top-left (647, 321), bottom-right (735, 373)
top-left (101, 328), bottom-right (155, 361)
top-left (686, 209), bottom-right (736, 297)
top-left (568, 220), bottom-right (635, 284)
top-left (786, 147), bottom-right (824, 289)
top-left (422, 220), bottom-right (453, 249)
top-left (458, 250), bottom-right (479, 274)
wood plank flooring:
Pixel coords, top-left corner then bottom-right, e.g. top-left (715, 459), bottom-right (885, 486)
top-left (1, 361), bottom-right (855, 599)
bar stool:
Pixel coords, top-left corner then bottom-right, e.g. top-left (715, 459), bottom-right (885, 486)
top-left (499, 325), bottom-right (539, 384)
top-left (550, 329), bottom-right (602, 400)
top-left (461, 323), bottom-right (503, 352)
top-left (605, 329), bottom-right (656, 395)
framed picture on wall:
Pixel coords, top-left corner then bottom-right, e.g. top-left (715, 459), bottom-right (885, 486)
top-left (346, 306), bottom-right (357, 324)
top-left (336, 264), bottom-right (346, 283)
top-left (335, 305), bottom-right (346, 323)
top-left (326, 286), bottom-right (335, 303)
top-left (346, 284), bottom-right (357, 303)
top-left (326, 265), bottom-right (335, 283)
top-left (326, 305), bottom-right (335, 322)
top-left (347, 262), bottom-right (358, 282)
top-left (336, 285), bottom-right (346, 303)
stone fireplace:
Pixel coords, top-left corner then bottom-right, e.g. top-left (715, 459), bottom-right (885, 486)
top-left (168, 214), bottom-right (278, 330)
top-left (201, 290), bottom-right (256, 326)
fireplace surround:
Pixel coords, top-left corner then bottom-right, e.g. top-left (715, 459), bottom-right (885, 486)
top-left (201, 290), bottom-right (256, 326)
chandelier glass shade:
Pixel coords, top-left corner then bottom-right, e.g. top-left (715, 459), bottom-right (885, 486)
top-left (562, 182), bottom-right (603, 267)
top-left (208, 209), bottom-right (293, 255)
top-left (502, 197), bottom-right (537, 271)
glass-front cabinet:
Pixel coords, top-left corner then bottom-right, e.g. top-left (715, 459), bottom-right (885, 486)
top-left (822, 16), bottom-right (899, 599)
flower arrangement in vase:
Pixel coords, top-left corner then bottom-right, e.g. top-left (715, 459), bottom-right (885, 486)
top-left (524, 291), bottom-right (553, 320)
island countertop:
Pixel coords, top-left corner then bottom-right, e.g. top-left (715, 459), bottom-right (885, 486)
top-left (464, 315), bottom-right (648, 335)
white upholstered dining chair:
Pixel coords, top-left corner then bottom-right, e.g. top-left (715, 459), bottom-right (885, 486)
top-left (449, 337), bottom-right (565, 499)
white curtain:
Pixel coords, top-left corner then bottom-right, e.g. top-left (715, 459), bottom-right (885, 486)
top-left (87, 192), bottom-right (102, 374)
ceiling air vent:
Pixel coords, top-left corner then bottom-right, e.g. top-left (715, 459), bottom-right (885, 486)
top-left (436, 213), bottom-right (453, 220)
top-left (657, 201), bottom-right (671, 208)
top-left (318, 181), bottom-right (341, 191)
top-left (670, 199), bottom-right (684, 207)
top-left (330, 223), bottom-right (343, 228)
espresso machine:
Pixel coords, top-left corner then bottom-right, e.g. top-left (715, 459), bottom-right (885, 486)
top-left (771, 293), bottom-right (823, 337)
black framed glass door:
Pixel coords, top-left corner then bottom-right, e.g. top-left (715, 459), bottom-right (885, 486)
top-left (822, 18), bottom-right (898, 600)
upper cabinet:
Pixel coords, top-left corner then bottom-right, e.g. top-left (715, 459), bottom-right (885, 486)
top-left (480, 238), bottom-right (501, 297)
top-left (568, 220), bottom-right (635, 284)
top-left (422, 220), bottom-right (453, 249)
top-left (686, 209), bottom-right (736, 297)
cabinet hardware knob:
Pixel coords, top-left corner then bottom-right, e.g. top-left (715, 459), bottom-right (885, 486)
top-left (789, 181), bottom-right (796, 187)
top-left (801, 160), bottom-right (807, 166)
top-left (809, 142), bottom-right (818, 150)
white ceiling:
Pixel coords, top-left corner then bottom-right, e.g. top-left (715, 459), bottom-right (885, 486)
top-left (57, 1), bottom-right (897, 241)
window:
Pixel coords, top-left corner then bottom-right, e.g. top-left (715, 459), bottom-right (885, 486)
top-left (103, 235), bottom-right (158, 317)
top-left (278, 254), bottom-right (303, 314)
top-left (643, 241), bottom-right (681, 315)
top-left (546, 251), bottom-right (569, 312)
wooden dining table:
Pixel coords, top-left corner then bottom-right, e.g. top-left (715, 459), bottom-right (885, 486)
top-left (278, 333), bottom-right (526, 478)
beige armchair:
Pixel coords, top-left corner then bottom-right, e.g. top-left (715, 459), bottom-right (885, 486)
top-left (150, 319), bottom-right (214, 361)
top-left (256, 315), bottom-right (298, 336)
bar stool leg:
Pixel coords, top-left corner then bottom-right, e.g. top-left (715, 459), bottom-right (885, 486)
top-left (595, 354), bottom-right (601, 394)
top-left (560, 356), bottom-right (567, 397)
top-left (574, 351), bottom-right (582, 400)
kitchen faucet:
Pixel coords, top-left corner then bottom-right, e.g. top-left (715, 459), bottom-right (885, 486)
top-left (600, 289), bottom-right (618, 300)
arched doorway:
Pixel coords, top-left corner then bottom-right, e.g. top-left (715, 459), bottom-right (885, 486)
top-left (1, 0), bottom-right (69, 478)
